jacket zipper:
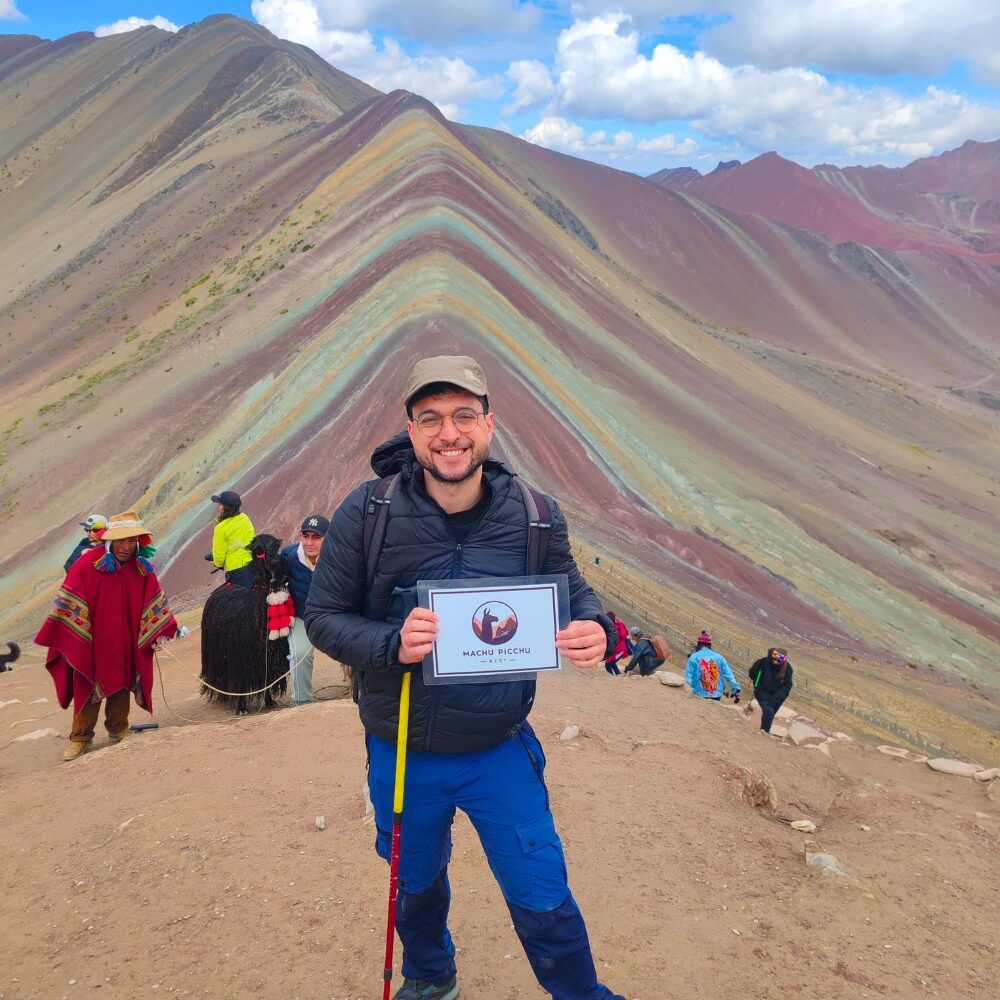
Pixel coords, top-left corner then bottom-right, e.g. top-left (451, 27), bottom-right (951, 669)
top-left (423, 482), bottom-right (498, 751)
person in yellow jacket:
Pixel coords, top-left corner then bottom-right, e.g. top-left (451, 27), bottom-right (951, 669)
top-left (207, 490), bottom-right (255, 588)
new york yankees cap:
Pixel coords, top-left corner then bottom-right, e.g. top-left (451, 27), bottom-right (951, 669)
top-left (300, 514), bottom-right (330, 536)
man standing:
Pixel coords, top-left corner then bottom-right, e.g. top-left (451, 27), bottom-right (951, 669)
top-left (280, 514), bottom-right (329, 705)
top-left (305, 356), bottom-right (624, 1000)
top-left (63, 513), bottom-right (108, 572)
top-left (36, 509), bottom-right (178, 760)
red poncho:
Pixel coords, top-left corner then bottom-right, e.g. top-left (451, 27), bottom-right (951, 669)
top-left (34, 548), bottom-right (178, 714)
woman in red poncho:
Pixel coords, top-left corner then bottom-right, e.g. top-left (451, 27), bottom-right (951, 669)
top-left (35, 509), bottom-right (177, 760)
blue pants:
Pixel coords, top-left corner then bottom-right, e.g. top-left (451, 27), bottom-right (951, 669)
top-left (758, 693), bottom-right (784, 732)
top-left (367, 724), bottom-right (622, 1000)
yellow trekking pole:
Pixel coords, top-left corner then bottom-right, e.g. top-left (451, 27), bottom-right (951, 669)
top-left (382, 671), bottom-right (412, 999)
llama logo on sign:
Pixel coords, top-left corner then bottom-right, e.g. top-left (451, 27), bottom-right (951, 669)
top-left (472, 602), bottom-right (518, 646)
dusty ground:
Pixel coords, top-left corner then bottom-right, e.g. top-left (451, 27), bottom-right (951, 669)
top-left (1, 630), bottom-right (997, 1000)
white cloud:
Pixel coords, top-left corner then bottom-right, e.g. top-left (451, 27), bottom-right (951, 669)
top-left (255, 0), bottom-right (539, 43)
top-left (253, 0), bottom-right (502, 117)
top-left (549, 15), bottom-right (1000, 161)
top-left (636, 133), bottom-right (698, 155)
top-left (703, 0), bottom-right (1000, 84)
top-left (94, 15), bottom-right (180, 37)
top-left (567, 1), bottom-right (726, 27)
top-left (524, 116), bottom-right (635, 156)
top-left (524, 116), bottom-right (695, 161)
top-left (504, 60), bottom-right (555, 115)
top-left (0, 0), bottom-right (25, 20)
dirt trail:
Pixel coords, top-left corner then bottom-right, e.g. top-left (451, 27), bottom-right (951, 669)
top-left (1, 637), bottom-right (997, 1000)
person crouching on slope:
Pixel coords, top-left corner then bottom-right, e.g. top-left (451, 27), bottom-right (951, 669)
top-left (685, 630), bottom-right (740, 702)
top-left (749, 647), bottom-right (793, 732)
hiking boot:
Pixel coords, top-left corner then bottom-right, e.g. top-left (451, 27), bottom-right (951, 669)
top-left (107, 729), bottom-right (128, 744)
top-left (62, 740), bottom-right (90, 761)
top-left (392, 976), bottom-right (458, 1000)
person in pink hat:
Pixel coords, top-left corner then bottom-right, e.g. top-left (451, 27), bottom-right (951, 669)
top-left (685, 629), bottom-right (741, 702)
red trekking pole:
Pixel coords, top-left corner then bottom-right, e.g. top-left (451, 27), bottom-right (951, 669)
top-left (382, 671), bottom-right (413, 1000)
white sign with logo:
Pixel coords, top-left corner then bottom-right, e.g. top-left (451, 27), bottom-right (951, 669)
top-left (418, 575), bottom-right (570, 685)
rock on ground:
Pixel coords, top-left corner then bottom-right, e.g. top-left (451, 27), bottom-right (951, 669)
top-left (12, 728), bottom-right (60, 742)
top-left (733, 764), bottom-right (777, 811)
top-left (658, 672), bottom-right (685, 687)
top-left (927, 758), bottom-right (984, 778)
top-left (806, 850), bottom-right (849, 878)
top-left (877, 745), bottom-right (928, 763)
top-left (788, 721), bottom-right (827, 747)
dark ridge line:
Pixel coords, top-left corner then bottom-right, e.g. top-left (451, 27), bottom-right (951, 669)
top-left (95, 44), bottom-right (273, 203)
top-left (0, 32), bottom-right (96, 84)
top-left (2, 33), bottom-right (182, 165)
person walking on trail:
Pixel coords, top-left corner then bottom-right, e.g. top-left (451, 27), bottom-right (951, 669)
top-left (603, 611), bottom-right (629, 675)
top-left (623, 627), bottom-right (665, 677)
top-left (280, 514), bottom-right (329, 705)
top-left (685, 630), bottom-right (741, 702)
top-left (207, 490), bottom-right (255, 587)
top-left (749, 647), bottom-right (793, 732)
top-left (63, 513), bottom-right (108, 572)
top-left (304, 355), bottom-right (625, 1000)
top-left (35, 509), bottom-right (178, 761)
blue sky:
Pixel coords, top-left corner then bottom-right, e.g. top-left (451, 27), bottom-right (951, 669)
top-left (6, 1), bottom-right (1000, 176)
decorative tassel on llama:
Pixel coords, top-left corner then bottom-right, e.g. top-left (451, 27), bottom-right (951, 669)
top-left (266, 589), bottom-right (295, 640)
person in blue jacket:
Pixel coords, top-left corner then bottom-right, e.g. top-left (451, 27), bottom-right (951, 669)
top-left (685, 630), bottom-right (741, 702)
top-left (304, 355), bottom-right (624, 1000)
top-left (280, 514), bottom-right (329, 705)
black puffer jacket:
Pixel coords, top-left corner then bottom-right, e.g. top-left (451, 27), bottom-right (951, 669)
top-left (748, 649), bottom-right (794, 701)
top-left (304, 433), bottom-right (613, 753)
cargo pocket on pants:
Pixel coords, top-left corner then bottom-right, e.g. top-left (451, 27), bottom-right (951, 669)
top-left (497, 813), bottom-right (568, 912)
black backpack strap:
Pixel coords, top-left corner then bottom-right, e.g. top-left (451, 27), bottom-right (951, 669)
top-left (514, 477), bottom-right (552, 576)
top-left (363, 472), bottom-right (399, 593)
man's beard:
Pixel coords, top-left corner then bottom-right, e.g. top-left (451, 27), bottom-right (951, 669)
top-left (420, 440), bottom-right (490, 485)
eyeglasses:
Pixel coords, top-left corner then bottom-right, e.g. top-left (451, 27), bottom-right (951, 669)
top-left (412, 408), bottom-right (485, 437)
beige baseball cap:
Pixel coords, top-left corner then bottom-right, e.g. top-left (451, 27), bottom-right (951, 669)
top-left (404, 355), bottom-right (489, 409)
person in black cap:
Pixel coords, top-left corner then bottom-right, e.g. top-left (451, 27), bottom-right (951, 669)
top-left (207, 490), bottom-right (255, 588)
top-left (280, 514), bottom-right (330, 704)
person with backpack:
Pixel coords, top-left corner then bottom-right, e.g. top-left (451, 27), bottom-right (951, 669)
top-left (685, 630), bottom-right (740, 702)
top-left (604, 611), bottom-right (630, 675)
top-left (749, 647), bottom-right (793, 732)
top-left (304, 356), bottom-right (624, 1000)
top-left (207, 490), bottom-right (255, 588)
top-left (623, 626), bottom-right (669, 676)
